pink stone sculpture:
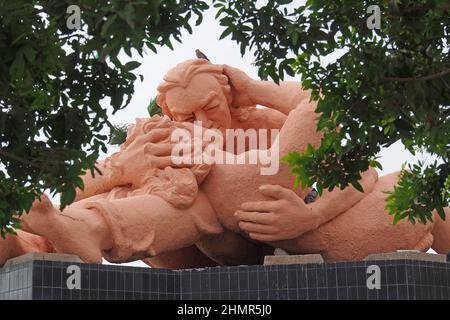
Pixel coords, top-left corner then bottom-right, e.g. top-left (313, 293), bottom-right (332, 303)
top-left (1, 59), bottom-right (449, 268)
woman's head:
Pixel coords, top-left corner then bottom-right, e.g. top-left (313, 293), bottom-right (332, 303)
top-left (157, 59), bottom-right (233, 130)
top-left (113, 115), bottom-right (211, 209)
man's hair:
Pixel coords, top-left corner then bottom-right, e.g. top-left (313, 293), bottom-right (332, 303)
top-left (156, 59), bottom-right (232, 117)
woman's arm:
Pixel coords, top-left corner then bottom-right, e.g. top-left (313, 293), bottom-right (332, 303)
top-left (75, 127), bottom-right (173, 201)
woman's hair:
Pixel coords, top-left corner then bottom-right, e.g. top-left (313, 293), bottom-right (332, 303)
top-left (106, 115), bottom-right (211, 209)
top-left (156, 59), bottom-right (233, 118)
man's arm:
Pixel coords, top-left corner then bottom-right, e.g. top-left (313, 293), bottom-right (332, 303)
top-left (223, 64), bottom-right (312, 115)
top-left (235, 168), bottom-right (379, 242)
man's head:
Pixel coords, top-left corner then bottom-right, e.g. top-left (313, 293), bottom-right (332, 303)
top-left (157, 59), bottom-right (233, 130)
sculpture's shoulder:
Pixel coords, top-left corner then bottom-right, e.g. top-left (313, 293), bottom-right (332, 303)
top-left (231, 107), bottom-right (286, 130)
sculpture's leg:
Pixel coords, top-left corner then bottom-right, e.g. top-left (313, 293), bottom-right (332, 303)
top-left (287, 172), bottom-right (435, 261)
top-left (21, 192), bottom-right (222, 264)
top-left (431, 207), bottom-right (450, 254)
top-left (0, 230), bottom-right (55, 266)
top-left (20, 194), bottom-right (112, 263)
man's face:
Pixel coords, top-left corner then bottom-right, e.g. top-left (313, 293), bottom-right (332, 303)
top-left (164, 73), bottom-right (232, 130)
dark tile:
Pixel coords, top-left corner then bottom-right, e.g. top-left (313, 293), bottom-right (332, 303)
top-left (80, 289), bottom-right (89, 300)
top-left (357, 286), bottom-right (368, 300)
top-left (386, 266), bottom-right (398, 285)
top-left (142, 272), bottom-right (150, 292)
top-left (248, 290), bottom-right (259, 300)
top-left (62, 289), bottom-right (72, 300)
top-left (317, 267), bottom-right (326, 288)
top-left (211, 291), bottom-right (220, 300)
top-left (306, 268), bottom-right (317, 288)
top-left (327, 287), bottom-right (338, 300)
top-left (210, 273), bottom-right (219, 292)
top-left (287, 268), bottom-right (298, 290)
top-left (249, 271), bottom-right (258, 290)
top-left (133, 292), bottom-right (142, 300)
top-left (258, 290), bottom-right (269, 300)
top-left (378, 287), bottom-right (388, 300)
top-left (229, 271), bottom-right (238, 291)
top-left (32, 287), bottom-right (42, 300)
top-left (71, 289), bottom-right (81, 300)
top-left (297, 267), bottom-right (307, 289)
top-left (108, 271), bottom-right (117, 291)
top-left (192, 292), bottom-right (202, 300)
top-left (347, 287), bottom-right (358, 300)
top-left (188, 274), bottom-right (199, 293)
top-left (81, 269), bottom-right (89, 290)
top-left (407, 284), bottom-right (416, 300)
top-left (239, 271), bottom-right (248, 290)
top-left (307, 288), bottom-right (318, 300)
top-left (142, 292), bottom-right (150, 300)
top-left (297, 289), bottom-right (308, 300)
top-left (116, 290), bottom-right (125, 300)
top-left (174, 274), bottom-right (180, 293)
top-left (158, 273), bottom-right (167, 293)
top-left (150, 272), bottom-right (159, 292)
top-left (346, 267), bottom-right (357, 287)
top-left (43, 268), bottom-right (53, 287)
top-left (396, 265), bottom-right (406, 285)
top-left (99, 270), bottom-right (107, 290)
top-left (258, 270), bottom-right (268, 290)
top-left (318, 288), bottom-right (328, 300)
top-left (42, 288), bottom-right (52, 300)
top-left (398, 285), bottom-right (408, 300)
top-left (268, 289), bottom-right (278, 300)
top-left (336, 267), bottom-right (347, 287)
top-left (167, 273), bottom-right (175, 294)
top-left (89, 269), bottom-right (99, 289)
top-left (149, 292), bottom-right (159, 300)
top-left (219, 273), bottom-right (230, 292)
top-left (288, 289), bottom-right (297, 300)
top-left (33, 266), bottom-right (43, 287)
top-left (229, 291), bottom-right (239, 300)
top-left (326, 267), bottom-right (337, 288)
top-left (278, 267), bottom-right (287, 290)
top-left (337, 287), bottom-right (348, 300)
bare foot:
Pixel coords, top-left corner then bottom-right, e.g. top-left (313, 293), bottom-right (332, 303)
top-left (21, 194), bottom-right (58, 233)
top-left (20, 194), bottom-right (110, 264)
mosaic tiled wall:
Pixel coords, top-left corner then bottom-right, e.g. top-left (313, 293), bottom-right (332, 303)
top-left (1, 259), bottom-right (449, 300)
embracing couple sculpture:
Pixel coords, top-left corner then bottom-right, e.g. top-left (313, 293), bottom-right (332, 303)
top-left (1, 59), bottom-right (449, 269)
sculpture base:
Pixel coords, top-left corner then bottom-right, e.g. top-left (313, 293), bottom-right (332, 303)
top-left (1, 253), bottom-right (449, 300)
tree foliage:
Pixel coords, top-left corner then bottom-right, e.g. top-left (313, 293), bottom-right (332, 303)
top-left (214, 0), bottom-right (449, 224)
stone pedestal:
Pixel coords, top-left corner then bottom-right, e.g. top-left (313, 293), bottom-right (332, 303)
top-left (1, 253), bottom-right (449, 300)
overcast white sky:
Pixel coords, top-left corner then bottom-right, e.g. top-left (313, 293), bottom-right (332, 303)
top-left (96, 5), bottom-right (438, 267)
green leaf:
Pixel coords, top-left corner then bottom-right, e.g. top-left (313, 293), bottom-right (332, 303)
top-left (124, 61), bottom-right (141, 71)
top-left (101, 15), bottom-right (117, 37)
top-left (219, 26), bottom-right (234, 40)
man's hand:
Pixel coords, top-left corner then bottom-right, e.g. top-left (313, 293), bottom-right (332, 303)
top-left (235, 185), bottom-right (320, 242)
top-left (223, 64), bottom-right (257, 107)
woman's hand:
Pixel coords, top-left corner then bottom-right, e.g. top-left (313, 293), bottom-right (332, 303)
top-left (114, 127), bottom-right (175, 185)
top-left (235, 184), bottom-right (320, 242)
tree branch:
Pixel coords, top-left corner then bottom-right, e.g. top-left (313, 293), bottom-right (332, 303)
top-left (0, 149), bottom-right (42, 169)
top-left (382, 68), bottom-right (450, 82)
